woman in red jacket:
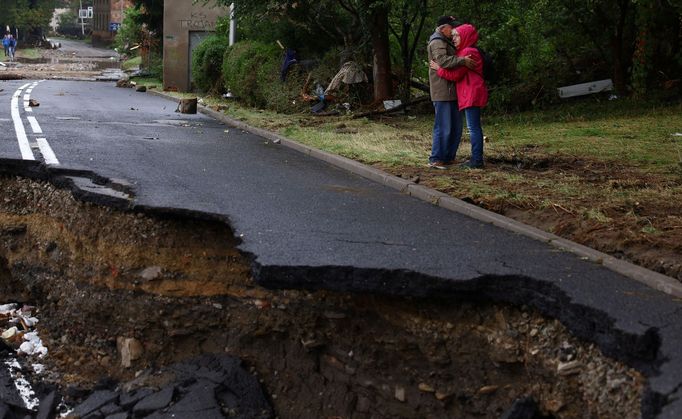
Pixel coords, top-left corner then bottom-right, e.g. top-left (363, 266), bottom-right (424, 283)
top-left (430, 24), bottom-right (488, 168)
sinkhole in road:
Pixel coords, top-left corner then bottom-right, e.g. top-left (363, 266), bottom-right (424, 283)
top-left (0, 175), bottom-right (647, 418)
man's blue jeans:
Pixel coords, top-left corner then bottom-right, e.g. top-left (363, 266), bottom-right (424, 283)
top-left (464, 107), bottom-right (484, 165)
top-left (431, 101), bottom-right (462, 163)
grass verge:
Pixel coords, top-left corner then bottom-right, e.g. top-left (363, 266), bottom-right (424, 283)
top-left (150, 88), bottom-right (682, 280)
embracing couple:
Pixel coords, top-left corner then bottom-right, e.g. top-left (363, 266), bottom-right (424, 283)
top-left (427, 16), bottom-right (488, 170)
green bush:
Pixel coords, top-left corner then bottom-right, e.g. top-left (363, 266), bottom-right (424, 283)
top-left (192, 35), bottom-right (229, 93)
top-left (114, 7), bottom-right (144, 53)
top-left (222, 41), bottom-right (310, 113)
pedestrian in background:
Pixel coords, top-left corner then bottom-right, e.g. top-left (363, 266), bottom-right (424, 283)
top-left (426, 16), bottom-right (475, 170)
top-left (2, 34), bottom-right (10, 57)
top-left (430, 23), bottom-right (488, 169)
top-left (7, 34), bottom-right (16, 60)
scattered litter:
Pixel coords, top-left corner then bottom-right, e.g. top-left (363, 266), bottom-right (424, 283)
top-left (383, 100), bottom-right (402, 110)
top-left (130, 107), bottom-right (138, 111)
top-left (672, 133), bottom-right (682, 137)
top-left (1, 302), bottom-right (47, 411)
top-left (273, 139), bottom-right (281, 144)
top-left (1, 302), bottom-right (48, 357)
top-left (28, 99), bottom-right (39, 107)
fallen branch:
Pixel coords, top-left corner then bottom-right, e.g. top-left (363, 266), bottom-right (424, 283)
top-left (352, 95), bottom-right (430, 119)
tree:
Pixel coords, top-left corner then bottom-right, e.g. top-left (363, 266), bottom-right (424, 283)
top-left (337, 0), bottom-right (393, 101)
top-left (0, 0), bottom-right (54, 42)
top-left (388, 0), bottom-right (429, 101)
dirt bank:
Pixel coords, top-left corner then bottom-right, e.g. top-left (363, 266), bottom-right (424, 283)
top-left (0, 175), bottom-right (647, 418)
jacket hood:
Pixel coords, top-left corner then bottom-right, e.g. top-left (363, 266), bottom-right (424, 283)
top-left (455, 24), bottom-right (478, 50)
top-left (429, 31), bottom-right (447, 43)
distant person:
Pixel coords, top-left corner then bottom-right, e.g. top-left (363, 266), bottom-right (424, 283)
top-left (430, 24), bottom-right (488, 169)
top-left (8, 35), bottom-right (16, 60)
top-left (427, 16), bottom-right (475, 170)
top-left (2, 34), bottom-right (9, 57)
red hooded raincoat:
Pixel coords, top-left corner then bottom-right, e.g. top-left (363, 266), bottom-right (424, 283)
top-left (436, 24), bottom-right (488, 110)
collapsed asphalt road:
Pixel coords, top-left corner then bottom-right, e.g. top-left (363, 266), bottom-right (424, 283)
top-left (1, 78), bottom-right (681, 417)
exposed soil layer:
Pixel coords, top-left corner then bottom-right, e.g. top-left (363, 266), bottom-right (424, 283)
top-left (381, 151), bottom-right (682, 281)
top-left (0, 176), bottom-right (649, 418)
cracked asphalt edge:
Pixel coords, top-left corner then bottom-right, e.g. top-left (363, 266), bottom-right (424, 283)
top-left (146, 90), bottom-right (682, 299)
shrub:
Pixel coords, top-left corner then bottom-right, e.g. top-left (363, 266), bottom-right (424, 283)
top-left (114, 7), bottom-right (144, 53)
top-left (191, 35), bottom-right (229, 94)
top-left (222, 41), bottom-right (311, 113)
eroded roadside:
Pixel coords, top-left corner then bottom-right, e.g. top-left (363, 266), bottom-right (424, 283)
top-left (0, 175), bottom-right (655, 418)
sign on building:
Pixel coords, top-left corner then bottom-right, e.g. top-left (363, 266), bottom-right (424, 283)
top-left (79, 7), bottom-right (93, 19)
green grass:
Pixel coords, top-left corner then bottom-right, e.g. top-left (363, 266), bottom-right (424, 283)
top-left (484, 99), bottom-right (682, 169)
top-left (121, 56), bottom-right (142, 71)
top-left (214, 97), bottom-right (682, 175)
top-left (16, 48), bottom-right (40, 59)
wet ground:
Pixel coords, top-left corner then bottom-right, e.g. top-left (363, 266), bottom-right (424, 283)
top-left (0, 41), bottom-right (670, 417)
top-left (1, 38), bottom-right (122, 80)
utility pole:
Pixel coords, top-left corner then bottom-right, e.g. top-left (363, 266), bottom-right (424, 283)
top-left (229, 3), bottom-right (236, 46)
top-left (79, 0), bottom-right (85, 36)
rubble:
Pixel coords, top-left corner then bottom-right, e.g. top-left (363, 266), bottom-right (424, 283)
top-left (0, 176), bottom-right (648, 418)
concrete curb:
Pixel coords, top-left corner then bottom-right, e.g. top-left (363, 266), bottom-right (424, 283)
top-left (149, 90), bottom-right (682, 298)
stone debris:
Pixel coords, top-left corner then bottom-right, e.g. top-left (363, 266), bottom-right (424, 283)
top-left (394, 386), bottom-right (406, 402)
top-left (478, 385), bottom-right (499, 395)
top-left (28, 99), bottom-right (39, 107)
top-left (0, 354), bottom-right (271, 418)
top-left (418, 382), bottom-right (435, 393)
top-left (0, 303), bottom-right (47, 357)
top-left (557, 360), bottom-right (582, 376)
top-left (117, 337), bottom-right (144, 368)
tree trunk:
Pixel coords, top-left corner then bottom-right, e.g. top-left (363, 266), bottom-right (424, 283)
top-left (371, 6), bottom-right (393, 102)
top-left (611, 0), bottom-right (630, 94)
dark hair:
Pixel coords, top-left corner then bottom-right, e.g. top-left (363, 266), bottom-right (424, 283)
top-left (436, 16), bottom-right (461, 27)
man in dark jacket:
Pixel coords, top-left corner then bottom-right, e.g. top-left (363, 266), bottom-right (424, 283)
top-left (427, 16), bottom-right (474, 169)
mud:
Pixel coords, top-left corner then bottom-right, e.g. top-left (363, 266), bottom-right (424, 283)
top-left (0, 175), bottom-right (650, 418)
top-left (384, 152), bottom-right (682, 281)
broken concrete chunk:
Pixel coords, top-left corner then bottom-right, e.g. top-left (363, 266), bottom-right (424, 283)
top-left (139, 266), bottom-right (162, 281)
top-left (478, 385), bottom-right (499, 395)
top-left (394, 386), bottom-right (406, 402)
top-left (133, 385), bottom-right (174, 414)
top-left (1, 326), bottom-right (18, 340)
top-left (557, 360), bottom-right (582, 376)
top-left (117, 337), bottom-right (144, 368)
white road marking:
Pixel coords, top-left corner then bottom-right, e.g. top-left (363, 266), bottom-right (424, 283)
top-left (26, 116), bottom-right (42, 134)
top-left (10, 87), bottom-right (34, 160)
top-left (36, 138), bottom-right (59, 165)
top-left (24, 102), bottom-right (32, 112)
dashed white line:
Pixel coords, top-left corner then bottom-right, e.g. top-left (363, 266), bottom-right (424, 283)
top-left (10, 87), bottom-right (34, 160)
top-left (26, 116), bottom-right (42, 134)
top-left (36, 138), bottom-right (59, 165)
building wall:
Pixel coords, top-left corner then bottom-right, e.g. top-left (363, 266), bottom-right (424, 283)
top-left (163, 0), bottom-right (228, 92)
top-left (92, 0), bottom-right (132, 46)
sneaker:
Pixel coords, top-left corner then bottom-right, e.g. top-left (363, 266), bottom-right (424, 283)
top-left (428, 161), bottom-right (448, 170)
top-left (459, 160), bottom-right (484, 169)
